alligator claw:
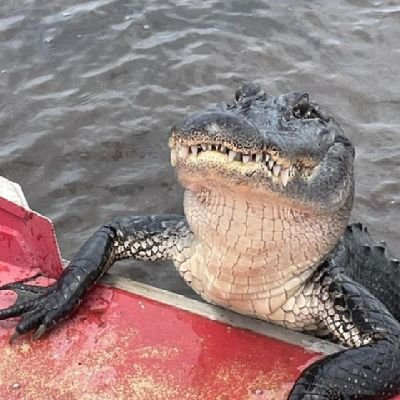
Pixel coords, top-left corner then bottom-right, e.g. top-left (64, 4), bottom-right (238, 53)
top-left (9, 331), bottom-right (21, 345)
top-left (0, 274), bottom-right (60, 340)
top-left (32, 324), bottom-right (47, 340)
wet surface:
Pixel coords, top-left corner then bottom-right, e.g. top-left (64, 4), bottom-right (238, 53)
top-left (0, 270), bottom-right (322, 400)
top-left (0, 0), bottom-right (399, 294)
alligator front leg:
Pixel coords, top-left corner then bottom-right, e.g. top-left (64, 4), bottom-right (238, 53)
top-left (0, 214), bottom-right (191, 339)
top-left (288, 264), bottom-right (400, 400)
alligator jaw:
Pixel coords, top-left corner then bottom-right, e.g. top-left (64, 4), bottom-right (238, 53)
top-left (170, 142), bottom-right (294, 187)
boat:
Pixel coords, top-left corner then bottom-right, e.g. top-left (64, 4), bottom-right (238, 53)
top-left (0, 176), bottom-right (394, 399)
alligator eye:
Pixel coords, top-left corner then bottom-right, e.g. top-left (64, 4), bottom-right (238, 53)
top-left (235, 83), bottom-right (262, 102)
top-left (291, 92), bottom-right (331, 121)
top-left (292, 93), bottom-right (311, 118)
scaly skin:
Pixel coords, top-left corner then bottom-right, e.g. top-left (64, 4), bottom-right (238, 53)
top-left (1, 83), bottom-right (400, 399)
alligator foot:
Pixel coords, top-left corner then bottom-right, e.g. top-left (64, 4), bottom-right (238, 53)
top-left (0, 275), bottom-right (57, 342)
top-left (0, 215), bottom-right (188, 341)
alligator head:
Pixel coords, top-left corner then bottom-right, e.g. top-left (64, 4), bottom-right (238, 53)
top-left (169, 83), bottom-right (354, 215)
top-left (168, 83), bottom-right (355, 304)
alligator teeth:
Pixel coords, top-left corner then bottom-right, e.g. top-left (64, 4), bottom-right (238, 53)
top-left (179, 145), bottom-right (189, 159)
top-left (280, 168), bottom-right (289, 187)
top-left (268, 160), bottom-right (274, 170)
top-left (191, 145), bottom-right (198, 156)
top-left (281, 160), bottom-right (291, 169)
top-left (272, 164), bottom-right (281, 177)
top-left (172, 143), bottom-right (292, 185)
top-left (171, 149), bottom-right (177, 166)
top-left (228, 150), bottom-right (236, 162)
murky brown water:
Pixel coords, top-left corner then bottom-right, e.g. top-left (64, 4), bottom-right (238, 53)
top-left (0, 0), bottom-right (399, 296)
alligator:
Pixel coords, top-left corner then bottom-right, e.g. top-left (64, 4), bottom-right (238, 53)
top-left (1, 83), bottom-right (400, 399)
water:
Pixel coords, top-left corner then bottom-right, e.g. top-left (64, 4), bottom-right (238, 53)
top-left (0, 0), bottom-right (399, 296)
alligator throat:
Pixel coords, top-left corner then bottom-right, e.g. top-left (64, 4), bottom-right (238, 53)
top-left (177, 187), bottom-right (349, 320)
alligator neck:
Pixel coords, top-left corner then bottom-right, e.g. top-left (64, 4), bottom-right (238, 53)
top-left (183, 188), bottom-right (350, 295)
